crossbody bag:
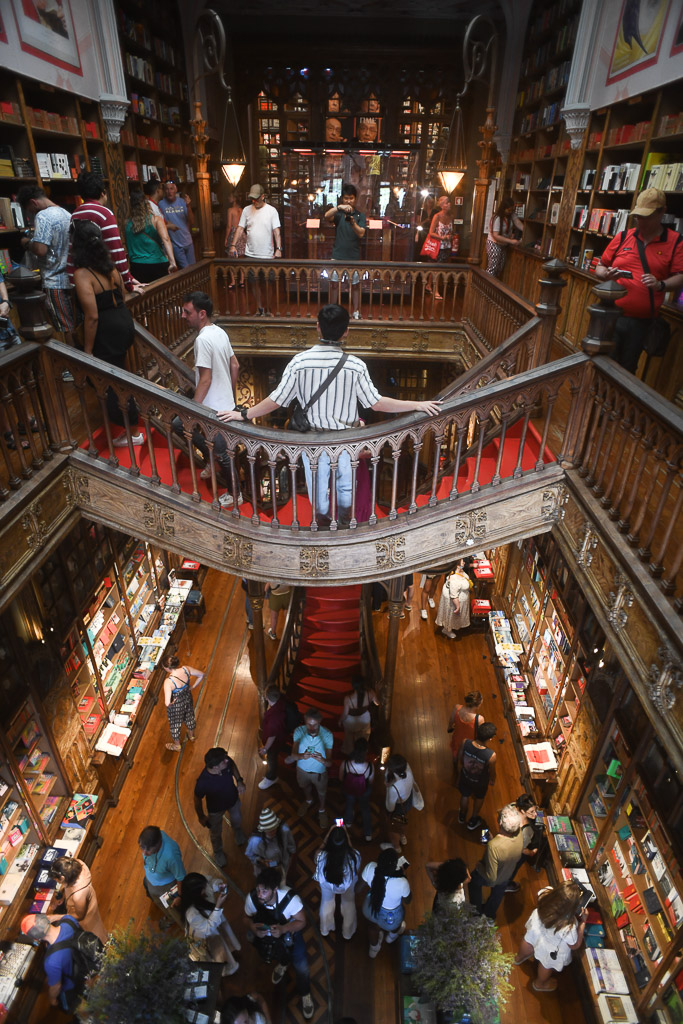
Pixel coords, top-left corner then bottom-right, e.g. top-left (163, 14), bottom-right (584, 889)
top-left (288, 352), bottom-right (348, 432)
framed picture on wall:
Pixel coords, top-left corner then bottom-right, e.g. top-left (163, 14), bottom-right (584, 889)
top-left (606, 0), bottom-right (670, 84)
top-left (671, 3), bottom-right (683, 55)
top-left (0, 10), bottom-right (8, 45)
top-left (11, 0), bottom-right (82, 75)
top-left (354, 117), bottom-right (382, 144)
top-left (325, 117), bottom-right (352, 145)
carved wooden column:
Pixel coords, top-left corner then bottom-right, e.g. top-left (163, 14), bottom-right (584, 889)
top-left (533, 259), bottom-right (567, 366)
top-left (468, 107), bottom-right (497, 265)
top-left (383, 575), bottom-right (405, 725)
top-left (580, 279), bottom-right (627, 358)
top-left (7, 267), bottom-right (70, 452)
top-left (190, 101), bottom-right (216, 261)
top-left (247, 579), bottom-right (267, 701)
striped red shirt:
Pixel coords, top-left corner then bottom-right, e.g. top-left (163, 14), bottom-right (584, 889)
top-left (67, 202), bottom-right (134, 290)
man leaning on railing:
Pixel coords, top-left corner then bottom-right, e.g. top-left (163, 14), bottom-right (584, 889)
top-left (218, 304), bottom-right (441, 526)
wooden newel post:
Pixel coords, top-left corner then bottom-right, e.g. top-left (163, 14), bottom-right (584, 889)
top-left (247, 579), bottom-right (267, 704)
top-left (580, 279), bottom-right (627, 357)
top-left (468, 107), bottom-right (497, 265)
top-left (7, 267), bottom-right (70, 452)
top-left (383, 575), bottom-right (404, 726)
top-left (533, 258), bottom-right (567, 366)
top-left (190, 100), bottom-right (216, 262)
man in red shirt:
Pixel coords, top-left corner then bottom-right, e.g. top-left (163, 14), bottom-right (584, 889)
top-left (596, 188), bottom-right (683, 373)
top-left (258, 686), bottom-right (289, 790)
top-left (67, 171), bottom-right (141, 292)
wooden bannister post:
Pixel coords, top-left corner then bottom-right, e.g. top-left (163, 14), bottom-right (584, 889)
top-left (532, 258), bottom-right (567, 366)
top-left (383, 575), bottom-right (404, 726)
top-left (580, 279), bottom-right (627, 357)
top-left (468, 107), bottom-right (497, 265)
top-left (8, 269), bottom-right (70, 451)
top-left (248, 579), bottom-right (267, 699)
top-left (191, 101), bottom-right (216, 261)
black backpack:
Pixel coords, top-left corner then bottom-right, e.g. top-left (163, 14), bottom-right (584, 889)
top-left (47, 917), bottom-right (104, 1012)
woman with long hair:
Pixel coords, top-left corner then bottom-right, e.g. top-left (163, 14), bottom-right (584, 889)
top-left (313, 824), bottom-right (361, 939)
top-left (425, 194), bottom-right (454, 298)
top-left (221, 993), bottom-right (271, 1024)
top-left (245, 806), bottom-right (296, 880)
top-left (486, 195), bottom-right (522, 277)
top-left (47, 857), bottom-right (107, 943)
top-left (339, 737), bottom-right (374, 841)
top-left (384, 753), bottom-right (419, 852)
top-left (125, 189), bottom-right (176, 283)
top-left (180, 872), bottom-right (240, 976)
top-left (514, 881), bottom-right (588, 992)
top-left (435, 558), bottom-right (472, 639)
top-left (339, 673), bottom-right (378, 754)
top-left (361, 847), bottom-right (411, 958)
top-left (162, 653), bottom-right (203, 752)
top-left (72, 219), bottom-right (141, 446)
top-left (447, 689), bottom-right (484, 766)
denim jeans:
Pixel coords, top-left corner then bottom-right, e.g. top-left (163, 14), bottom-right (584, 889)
top-left (467, 868), bottom-right (508, 920)
top-left (286, 931), bottom-right (311, 996)
top-left (302, 449), bottom-right (352, 517)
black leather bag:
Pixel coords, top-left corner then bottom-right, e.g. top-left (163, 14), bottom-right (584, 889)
top-left (288, 352), bottom-right (348, 432)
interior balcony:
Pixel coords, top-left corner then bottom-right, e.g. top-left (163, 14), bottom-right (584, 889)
top-left (1, 257), bottom-right (681, 770)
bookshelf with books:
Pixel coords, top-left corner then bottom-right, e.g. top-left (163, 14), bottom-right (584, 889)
top-left (0, 756), bottom-right (42, 931)
top-left (116, 0), bottom-right (194, 188)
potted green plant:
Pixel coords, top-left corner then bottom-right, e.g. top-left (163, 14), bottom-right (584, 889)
top-left (84, 926), bottom-right (190, 1024)
top-left (412, 903), bottom-right (514, 1023)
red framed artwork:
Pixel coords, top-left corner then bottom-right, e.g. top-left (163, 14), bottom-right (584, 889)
top-left (671, 3), bottom-right (683, 55)
top-left (11, 0), bottom-right (82, 76)
top-left (0, 10), bottom-right (8, 44)
top-left (606, 0), bottom-right (671, 84)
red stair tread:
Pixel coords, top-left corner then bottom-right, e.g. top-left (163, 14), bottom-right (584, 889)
top-left (298, 676), bottom-right (351, 693)
top-left (307, 586), bottom-right (361, 599)
top-left (300, 657), bottom-right (360, 677)
top-left (306, 612), bottom-right (360, 626)
top-left (302, 630), bottom-right (359, 643)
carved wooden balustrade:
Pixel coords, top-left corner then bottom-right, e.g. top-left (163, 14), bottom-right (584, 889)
top-left (210, 258), bottom-right (469, 323)
top-left (569, 357), bottom-right (683, 603)
top-left (264, 587), bottom-right (306, 705)
top-left (126, 260), bottom-right (211, 356)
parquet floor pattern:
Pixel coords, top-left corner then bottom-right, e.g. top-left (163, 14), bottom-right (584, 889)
top-left (45, 570), bottom-right (590, 1024)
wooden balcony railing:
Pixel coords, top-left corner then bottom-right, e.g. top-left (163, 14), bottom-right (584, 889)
top-left (570, 357), bottom-right (683, 599)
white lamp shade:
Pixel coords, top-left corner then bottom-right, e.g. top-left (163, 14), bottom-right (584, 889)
top-left (438, 169), bottom-right (465, 193)
top-left (221, 161), bottom-right (245, 185)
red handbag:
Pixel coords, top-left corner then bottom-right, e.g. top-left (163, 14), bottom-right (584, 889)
top-left (420, 235), bottom-right (440, 260)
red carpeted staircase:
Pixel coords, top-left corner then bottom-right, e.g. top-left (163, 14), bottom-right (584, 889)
top-left (289, 585), bottom-right (362, 755)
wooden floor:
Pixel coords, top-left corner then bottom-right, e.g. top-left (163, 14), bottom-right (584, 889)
top-left (73, 570), bottom-right (589, 1024)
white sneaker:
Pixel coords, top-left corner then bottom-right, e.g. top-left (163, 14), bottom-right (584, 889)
top-left (302, 994), bottom-right (314, 1020)
top-left (218, 492), bottom-right (244, 507)
top-left (258, 777), bottom-right (278, 790)
top-left (420, 609), bottom-right (428, 620)
top-left (428, 596), bottom-right (436, 608)
top-left (352, 310), bottom-right (361, 320)
top-left (113, 431), bottom-right (144, 447)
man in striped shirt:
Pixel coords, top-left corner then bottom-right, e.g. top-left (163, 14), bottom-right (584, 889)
top-left (219, 304), bottom-right (441, 521)
top-left (67, 171), bottom-right (140, 292)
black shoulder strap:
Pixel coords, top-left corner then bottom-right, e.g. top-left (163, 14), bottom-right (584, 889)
top-left (49, 918), bottom-right (80, 958)
top-left (634, 234), bottom-right (656, 318)
top-left (303, 352), bottom-right (349, 413)
top-left (611, 228), bottom-right (630, 263)
top-left (273, 888), bottom-right (296, 921)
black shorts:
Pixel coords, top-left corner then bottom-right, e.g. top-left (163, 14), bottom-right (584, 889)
top-left (457, 773), bottom-right (487, 800)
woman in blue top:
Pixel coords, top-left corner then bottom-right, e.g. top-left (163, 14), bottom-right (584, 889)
top-left (125, 190), bottom-right (176, 283)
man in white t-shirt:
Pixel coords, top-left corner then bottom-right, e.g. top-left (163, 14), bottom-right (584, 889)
top-left (243, 867), bottom-right (314, 1020)
top-left (173, 291), bottom-right (240, 507)
top-left (228, 184), bottom-right (281, 316)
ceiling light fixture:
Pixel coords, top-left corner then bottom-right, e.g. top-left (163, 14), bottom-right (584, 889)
top-left (220, 85), bottom-right (247, 186)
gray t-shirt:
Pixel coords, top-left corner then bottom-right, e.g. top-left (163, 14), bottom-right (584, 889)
top-left (32, 205), bottom-right (71, 289)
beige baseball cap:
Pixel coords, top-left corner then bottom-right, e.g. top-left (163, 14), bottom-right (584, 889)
top-left (631, 188), bottom-right (665, 216)
top-left (248, 184), bottom-right (265, 199)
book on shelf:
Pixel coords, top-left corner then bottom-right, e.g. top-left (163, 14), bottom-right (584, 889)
top-left (588, 791), bottom-right (608, 818)
top-left (554, 833), bottom-right (581, 853)
top-left (546, 814), bottom-right (573, 834)
top-left (596, 993), bottom-right (638, 1024)
top-left (61, 794), bottom-right (98, 829)
top-left (559, 849), bottom-right (585, 868)
top-left (586, 947), bottom-right (630, 995)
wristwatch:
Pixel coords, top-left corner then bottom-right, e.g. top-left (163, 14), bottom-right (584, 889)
top-left (658, 280), bottom-right (666, 292)
top-left (240, 407), bottom-right (249, 421)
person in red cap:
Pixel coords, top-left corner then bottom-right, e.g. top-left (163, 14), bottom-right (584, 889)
top-left (596, 187), bottom-right (683, 373)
